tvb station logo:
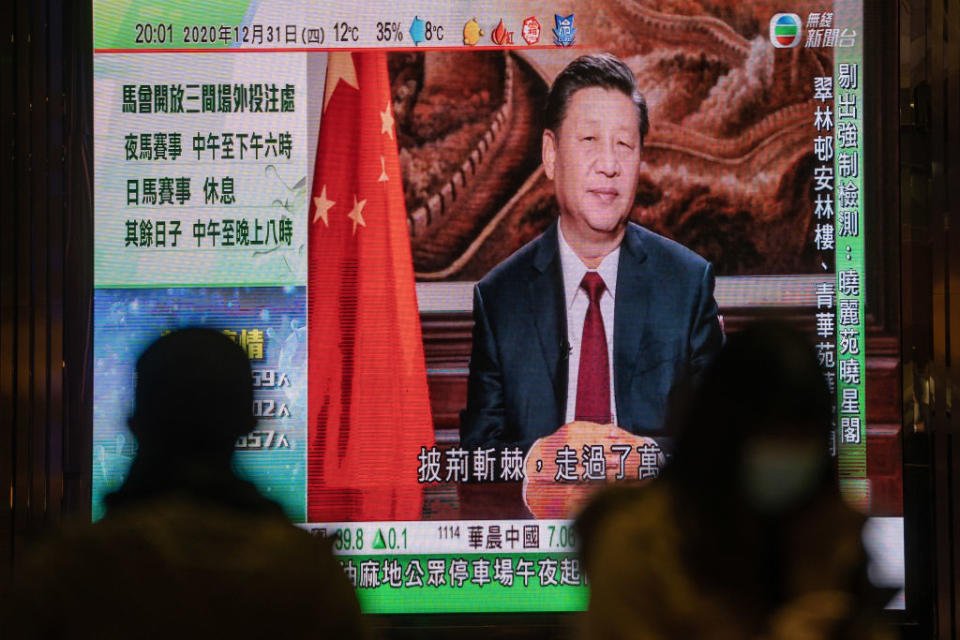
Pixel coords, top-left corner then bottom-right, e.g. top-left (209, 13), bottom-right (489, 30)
top-left (770, 13), bottom-right (802, 48)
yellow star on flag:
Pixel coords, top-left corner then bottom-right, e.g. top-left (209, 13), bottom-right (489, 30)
top-left (380, 100), bottom-right (395, 139)
top-left (323, 52), bottom-right (359, 113)
top-left (378, 155), bottom-right (389, 182)
top-left (313, 185), bottom-right (335, 226)
top-left (347, 194), bottom-right (367, 234)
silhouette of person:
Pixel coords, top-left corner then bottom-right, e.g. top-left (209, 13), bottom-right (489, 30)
top-left (4, 328), bottom-right (367, 639)
top-left (576, 322), bottom-right (894, 640)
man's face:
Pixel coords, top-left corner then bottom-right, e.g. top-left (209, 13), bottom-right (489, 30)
top-left (542, 87), bottom-right (642, 238)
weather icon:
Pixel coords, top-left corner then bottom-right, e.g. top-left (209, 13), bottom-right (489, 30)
top-left (463, 17), bottom-right (483, 45)
top-left (409, 16), bottom-right (426, 46)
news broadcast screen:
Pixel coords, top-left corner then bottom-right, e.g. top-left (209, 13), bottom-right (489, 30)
top-left (92, 0), bottom-right (903, 613)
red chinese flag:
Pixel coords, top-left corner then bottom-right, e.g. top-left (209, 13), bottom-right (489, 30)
top-left (307, 52), bottom-right (434, 521)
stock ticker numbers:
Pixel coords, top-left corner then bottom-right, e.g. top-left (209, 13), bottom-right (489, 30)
top-left (333, 527), bottom-right (365, 551)
top-left (312, 526), bottom-right (409, 552)
top-left (440, 523), bottom-right (573, 552)
top-left (310, 521), bottom-right (584, 590)
top-left (309, 521), bottom-right (576, 554)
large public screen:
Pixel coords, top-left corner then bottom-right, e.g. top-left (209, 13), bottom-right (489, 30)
top-left (92, 0), bottom-right (904, 613)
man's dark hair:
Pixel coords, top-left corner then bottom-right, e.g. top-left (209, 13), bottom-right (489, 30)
top-left (130, 327), bottom-right (255, 456)
top-left (543, 53), bottom-right (650, 147)
top-left (109, 327), bottom-right (265, 513)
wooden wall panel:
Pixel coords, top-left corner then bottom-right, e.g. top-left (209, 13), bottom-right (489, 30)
top-left (0, 0), bottom-right (92, 574)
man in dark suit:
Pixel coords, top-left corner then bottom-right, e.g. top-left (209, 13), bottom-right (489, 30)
top-left (460, 54), bottom-right (722, 455)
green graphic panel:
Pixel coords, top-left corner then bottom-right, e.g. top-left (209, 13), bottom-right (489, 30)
top-left (336, 553), bottom-right (589, 614)
top-left (833, 6), bottom-right (867, 505)
top-left (95, 0), bottom-right (254, 49)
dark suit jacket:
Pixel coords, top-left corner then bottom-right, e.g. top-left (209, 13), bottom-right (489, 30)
top-left (460, 221), bottom-right (722, 453)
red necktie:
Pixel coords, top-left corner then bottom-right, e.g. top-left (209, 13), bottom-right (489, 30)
top-left (575, 272), bottom-right (611, 424)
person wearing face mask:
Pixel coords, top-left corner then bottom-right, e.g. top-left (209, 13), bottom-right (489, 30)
top-left (575, 322), bottom-right (895, 640)
top-left (460, 53), bottom-right (722, 457)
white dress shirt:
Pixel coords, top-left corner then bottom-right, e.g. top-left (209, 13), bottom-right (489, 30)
top-left (558, 222), bottom-right (619, 425)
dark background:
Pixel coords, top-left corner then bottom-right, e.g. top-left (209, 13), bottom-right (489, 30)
top-left (0, 1), bottom-right (956, 638)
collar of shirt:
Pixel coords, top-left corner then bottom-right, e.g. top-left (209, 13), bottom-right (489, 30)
top-left (557, 221), bottom-right (620, 310)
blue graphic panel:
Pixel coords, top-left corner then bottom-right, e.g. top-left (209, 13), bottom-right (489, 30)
top-left (92, 286), bottom-right (307, 521)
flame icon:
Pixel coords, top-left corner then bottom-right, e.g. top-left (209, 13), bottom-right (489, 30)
top-left (491, 19), bottom-right (513, 45)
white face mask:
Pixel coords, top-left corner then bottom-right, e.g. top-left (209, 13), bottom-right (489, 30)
top-left (741, 438), bottom-right (825, 513)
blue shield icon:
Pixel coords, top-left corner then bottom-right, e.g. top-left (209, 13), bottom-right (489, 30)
top-left (553, 14), bottom-right (575, 46)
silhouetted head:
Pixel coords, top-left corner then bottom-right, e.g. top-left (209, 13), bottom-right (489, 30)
top-left (668, 321), bottom-right (834, 515)
top-left (128, 328), bottom-right (254, 463)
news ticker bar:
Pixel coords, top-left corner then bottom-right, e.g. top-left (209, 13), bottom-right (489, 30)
top-left (95, 1), bottom-right (576, 50)
top-left (830, 4), bottom-right (866, 505)
top-left (339, 552), bottom-right (588, 613)
top-left (305, 517), bottom-right (901, 614)
top-left (296, 520), bottom-right (578, 555)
